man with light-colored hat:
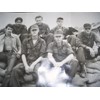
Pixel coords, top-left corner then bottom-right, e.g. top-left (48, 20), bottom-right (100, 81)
top-left (7, 24), bottom-right (46, 87)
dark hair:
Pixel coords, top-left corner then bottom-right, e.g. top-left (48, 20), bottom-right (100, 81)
top-left (5, 24), bottom-right (13, 30)
top-left (57, 17), bottom-right (64, 21)
top-left (35, 16), bottom-right (43, 20)
top-left (15, 17), bottom-right (23, 23)
top-left (83, 23), bottom-right (91, 29)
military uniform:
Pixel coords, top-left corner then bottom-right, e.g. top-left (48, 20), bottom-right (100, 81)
top-left (9, 37), bottom-right (46, 87)
top-left (12, 24), bottom-right (28, 42)
top-left (35, 23), bottom-right (54, 46)
top-left (47, 40), bottom-right (78, 78)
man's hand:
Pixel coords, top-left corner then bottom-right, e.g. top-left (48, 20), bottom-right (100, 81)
top-left (54, 62), bottom-right (63, 67)
top-left (25, 66), bottom-right (30, 74)
top-left (30, 63), bottom-right (36, 70)
top-left (18, 34), bottom-right (21, 38)
top-left (15, 51), bottom-right (21, 58)
top-left (86, 46), bottom-right (95, 57)
top-left (89, 48), bottom-right (95, 57)
top-left (40, 34), bottom-right (43, 37)
top-left (93, 46), bottom-right (98, 54)
top-left (29, 67), bottom-right (34, 73)
top-left (16, 53), bottom-right (21, 58)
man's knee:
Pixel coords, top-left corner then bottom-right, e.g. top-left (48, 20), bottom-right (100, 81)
top-left (77, 47), bottom-right (85, 56)
top-left (69, 59), bottom-right (78, 78)
top-left (70, 59), bottom-right (78, 68)
top-left (0, 62), bottom-right (6, 69)
top-left (63, 64), bottom-right (71, 75)
top-left (77, 47), bottom-right (85, 63)
top-left (24, 72), bottom-right (38, 83)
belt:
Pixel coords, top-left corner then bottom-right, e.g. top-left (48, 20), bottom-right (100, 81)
top-left (4, 50), bottom-right (13, 53)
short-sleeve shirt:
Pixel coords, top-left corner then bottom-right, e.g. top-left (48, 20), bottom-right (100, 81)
top-left (22, 37), bottom-right (46, 65)
top-left (78, 31), bottom-right (95, 48)
top-left (47, 40), bottom-right (73, 62)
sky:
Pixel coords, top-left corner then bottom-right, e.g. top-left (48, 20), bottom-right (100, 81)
top-left (0, 12), bottom-right (100, 30)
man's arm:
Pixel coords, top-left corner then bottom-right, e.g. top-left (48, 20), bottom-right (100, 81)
top-left (16, 35), bottom-right (21, 54)
top-left (60, 54), bottom-right (75, 66)
top-left (22, 54), bottom-right (30, 73)
top-left (30, 56), bottom-right (43, 69)
top-left (48, 53), bottom-right (57, 67)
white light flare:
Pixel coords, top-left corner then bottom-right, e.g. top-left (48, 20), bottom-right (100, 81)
top-left (37, 60), bottom-right (73, 87)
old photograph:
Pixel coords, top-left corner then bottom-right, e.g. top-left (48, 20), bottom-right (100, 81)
top-left (0, 12), bottom-right (100, 87)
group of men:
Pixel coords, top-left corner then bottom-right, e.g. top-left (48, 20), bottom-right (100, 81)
top-left (0, 15), bottom-right (100, 87)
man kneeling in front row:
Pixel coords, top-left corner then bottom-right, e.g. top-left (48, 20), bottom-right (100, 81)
top-left (37, 30), bottom-right (78, 87)
top-left (8, 24), bottom-right (46, 87)
top-left (47, 30), bottom-right (78, 79)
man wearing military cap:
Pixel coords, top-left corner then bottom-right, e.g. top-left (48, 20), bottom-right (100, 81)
top-left (8, 24), bottom-right (46, 87)
top-left (77, 23), bottom-right (98, 77)
top-left (34, 15), bottom-right (54, 47)
top-left (50, 17), bottom-right (69, 39)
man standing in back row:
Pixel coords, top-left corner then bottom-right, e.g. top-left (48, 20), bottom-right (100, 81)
top-left (34, 15), bottom-right (54, 46)
top-left (12, 17), bottom-right (28, 42)
top-left (50, 17), bottom-right (69, 39)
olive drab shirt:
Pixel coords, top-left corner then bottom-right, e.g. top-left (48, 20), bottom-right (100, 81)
top-left (47, 40), bottom-right (73, 62)
top-left (22, 37), bottom-right (46, 65)
top-left (78, 31), bottom-right (96, 48)
top-left (13, 24), bottom-right (27, 35)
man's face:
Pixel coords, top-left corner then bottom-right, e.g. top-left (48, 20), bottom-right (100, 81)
top-left (35, 17), bottom-right (43, 25)
top-left (84, 27), bottom-right (91, 34)
top-left (30, 28), bottom-right (39, 36)
top-left (6, 27), bottom-right (13, 34)
top-left (15, 20), bottom-right (22, 24)
top-left (57, 19), bottom-right (63, 27)
top-left (54, 33), bottom-right (64, 43)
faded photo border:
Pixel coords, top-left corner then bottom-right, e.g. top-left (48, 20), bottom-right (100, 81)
top-left (0, 0), bottom-right (100, 100)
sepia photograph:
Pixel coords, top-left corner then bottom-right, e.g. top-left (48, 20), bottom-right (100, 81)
top-left (0, 12), bottom-right (100, 87)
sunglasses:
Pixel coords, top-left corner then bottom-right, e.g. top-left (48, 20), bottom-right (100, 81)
top-left (85, 28), bottom-right (91, 30)
top-left (31, 29), bottom-right (38, 31)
